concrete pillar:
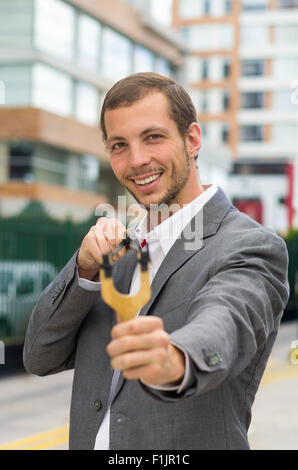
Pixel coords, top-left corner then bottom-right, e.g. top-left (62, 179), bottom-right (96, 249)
top-left (0, 142), bottom-right (9, 183)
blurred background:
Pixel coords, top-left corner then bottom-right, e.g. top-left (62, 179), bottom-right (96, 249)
top-left (0, 0), bottom-right (298, 450)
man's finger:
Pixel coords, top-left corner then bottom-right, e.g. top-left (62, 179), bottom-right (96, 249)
top-left (107, 330), bottom-right (169, 357)
top-left (110, 347), bottom-right (167, 372)
top-left (111, 316), bottom-right (164, 339)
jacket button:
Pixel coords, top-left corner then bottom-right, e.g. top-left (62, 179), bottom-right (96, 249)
top-left (94, 399), bottom-right (102, 411)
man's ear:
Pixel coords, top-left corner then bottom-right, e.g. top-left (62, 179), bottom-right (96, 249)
top-left (185, 123), bottom-right (201, 160)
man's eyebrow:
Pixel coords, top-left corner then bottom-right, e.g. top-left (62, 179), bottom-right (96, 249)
top-left (107, 135), bottom-right (125, 145)
top-left (107, 126), bottom-right (170, 145)
top-left (140, 126), bottom-right (170, 137)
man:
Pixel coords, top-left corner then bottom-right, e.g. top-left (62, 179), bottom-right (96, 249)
top-left (23, 73), bottom-right (289, 450)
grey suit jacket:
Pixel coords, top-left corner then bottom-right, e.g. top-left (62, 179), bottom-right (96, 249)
top-left (23, 187), bottom-right (289, 450)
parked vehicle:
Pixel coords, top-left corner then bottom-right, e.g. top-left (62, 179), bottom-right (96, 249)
top-left (0, 261), bottom-right (57, 344)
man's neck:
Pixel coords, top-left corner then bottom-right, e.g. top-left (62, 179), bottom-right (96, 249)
top-left (146, 184), bottom-right (209, 231)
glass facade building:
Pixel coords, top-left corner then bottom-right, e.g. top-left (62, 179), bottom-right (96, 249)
top-left (0, 0), bottom-right (181, 214)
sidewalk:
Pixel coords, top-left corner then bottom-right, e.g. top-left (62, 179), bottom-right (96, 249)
top-left (249, 320), bottom-right (298, 450)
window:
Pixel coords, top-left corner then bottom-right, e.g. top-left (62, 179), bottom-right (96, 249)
top-left (203, 0), bottom-right (211, 15)
top-left (75, 82), bottom-right (99, 126)
top-left (0, 0), bottom-right (33, 48)
top-left (224, 0), bottom-right (233, 13)
top-left (179, 0), bottom-right (201, 18)
top-left (183, 24), bottom-right (234, 50)
top-left (9, 142), bottom-right (33, 181)
top-left (241, 26), bottom-right (268, 46)
top-left (273, 124), bottom-right (298, 144)
top-left (242, 60), bottom-right (265, 76)
top-left (222, 123), bottom-right (229, 142)
top-left (202, 59), bottom-right (209, 79)
top-left (241, 92), bottom-right (265, 109)
top-left (273, 90), bottom-right (295, 110)
top-left (274, 58), bottom-right (298, 79)
top-left (32, 63), bottom-right (73, 117)
top-left (101, 28), bottom-right (132, 80)
top-left (240, 125), bottom-right (264, 141)
top-left (0, 65), bottom-right (31, 106)
top-left (34, 0), bottom-right (75, 61)
top-left (242, 0), bottom-right (268, 10)
top-left (77, 14), bottom-right (101, 71)
top-left (33, 144), bottom-right (67, 186)
top-left (134, 45), bottom-right (155, 73)
top-left (275, 25), bottom-right (298, 44)
top-left (223, 91), bottom-right (230, 110)
top-left (185, 57), bottom-right (208, 82)
top-left (223, 58), bottom-right (231, 78)
top-left (277, 0), bottom-right (298, 7)
top-left (196, 91), bottom-right (209, 112)
top-left (79, 155), bottom-right (100, 192)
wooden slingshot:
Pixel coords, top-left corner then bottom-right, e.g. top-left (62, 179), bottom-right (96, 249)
top-left (99, 236), bottom-right (151, 322)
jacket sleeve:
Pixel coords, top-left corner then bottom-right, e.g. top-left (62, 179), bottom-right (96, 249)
top-left (140, 228), bottom-right (289, 401)
top-left (23, 251), bottom-right (101, 376)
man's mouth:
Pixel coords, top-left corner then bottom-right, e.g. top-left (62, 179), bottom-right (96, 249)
top-left (132, 173), bottom-right (162, 186)
top-left (128, 172), bottom-right (163, 193)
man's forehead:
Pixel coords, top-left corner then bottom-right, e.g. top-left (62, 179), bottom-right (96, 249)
top-left (105, 92), bottom-right (175, 137)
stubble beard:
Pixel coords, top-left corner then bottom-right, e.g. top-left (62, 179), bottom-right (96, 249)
top-left (125, 146), bottom-right (191, 211)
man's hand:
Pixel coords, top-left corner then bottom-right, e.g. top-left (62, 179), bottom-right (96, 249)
top-left (106, 316), bottom-right (185, 387)
top-left (77, 217), bottom-right (127, 281)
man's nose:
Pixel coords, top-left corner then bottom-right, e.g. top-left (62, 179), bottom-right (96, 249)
top-left (128, 142), bottom-right (151, 167)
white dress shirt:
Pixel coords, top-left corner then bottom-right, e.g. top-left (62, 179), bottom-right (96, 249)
top-left (78, 184), bottom-right (218, 449)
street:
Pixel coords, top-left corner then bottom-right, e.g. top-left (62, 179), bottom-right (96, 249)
top-left (0, 321), bottom-right (297, 450)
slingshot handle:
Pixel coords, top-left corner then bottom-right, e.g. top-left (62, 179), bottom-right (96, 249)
top-left (99, 252), bottom-right (151, 322)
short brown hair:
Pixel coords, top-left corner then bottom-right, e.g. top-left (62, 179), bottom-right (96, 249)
top-left (100, 72), bottom-right (198, 142)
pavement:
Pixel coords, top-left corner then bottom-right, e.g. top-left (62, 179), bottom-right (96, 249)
top-left (0, 321), bottom-right (297, 450)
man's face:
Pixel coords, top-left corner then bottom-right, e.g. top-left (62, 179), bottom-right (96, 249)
top-left (104, 92), bottom-right (201, 210)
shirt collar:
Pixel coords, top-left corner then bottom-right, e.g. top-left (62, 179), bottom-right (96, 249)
top-left (132, 184), bottom-right (218, 257)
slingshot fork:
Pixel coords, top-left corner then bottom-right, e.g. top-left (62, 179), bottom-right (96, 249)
top-left (98, 236), bottom-right (151, 322)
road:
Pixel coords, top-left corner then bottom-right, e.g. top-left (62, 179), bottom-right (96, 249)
top-left (0, 321), bottom-right (297, 450)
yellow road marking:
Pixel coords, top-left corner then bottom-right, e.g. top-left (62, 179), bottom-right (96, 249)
top-left (261, 365), bottom-right (298, 385)
top-left (26, 434), bottom-right (68, 450)
top-left (0, 425), bottom-right (69, 450)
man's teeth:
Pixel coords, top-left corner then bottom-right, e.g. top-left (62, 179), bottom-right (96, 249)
top-left (134, 173), bottom-right (161, 185)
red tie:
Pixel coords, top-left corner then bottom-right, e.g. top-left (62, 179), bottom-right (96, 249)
top-left (140, 239), bottom-right (147, 249)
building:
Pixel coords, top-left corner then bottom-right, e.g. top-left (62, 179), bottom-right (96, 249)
top-left (173, 0), bottom-right (298, 233)
top-left (0, 0), bottom-right (184, 224)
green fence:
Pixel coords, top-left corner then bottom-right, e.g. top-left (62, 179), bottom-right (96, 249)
top-left (0, 201), bottom-right (97, 344)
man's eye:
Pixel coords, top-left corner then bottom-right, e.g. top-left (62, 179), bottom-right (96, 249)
top-left (111, 142), bottom-right (125, 151)
top-left (148, 134), bottom-right (162, 141)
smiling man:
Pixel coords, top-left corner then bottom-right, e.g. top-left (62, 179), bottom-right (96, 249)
top-left (24, 73), bottom-right (289, 450)
top-left (104, 91), bottom-right (201, 209)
